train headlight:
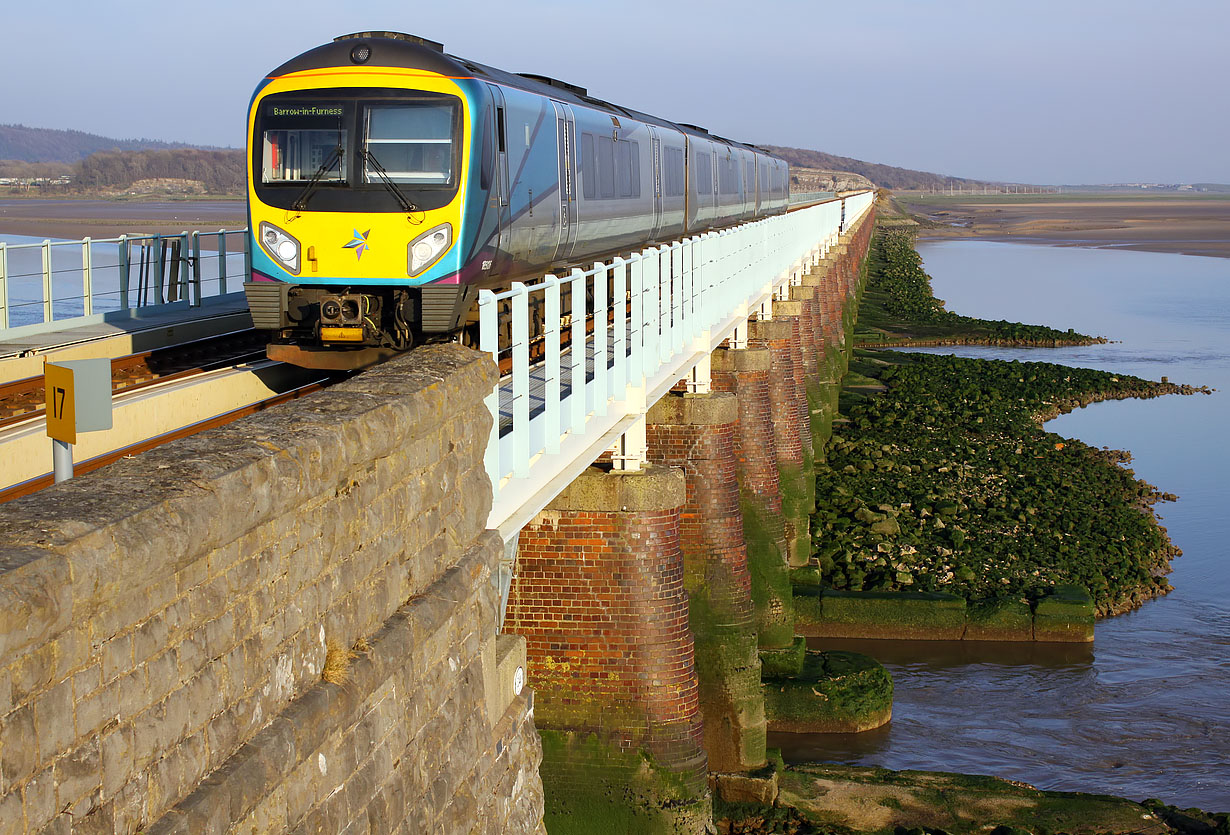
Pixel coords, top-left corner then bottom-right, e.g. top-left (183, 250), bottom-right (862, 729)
top-left (407, 223), bottom-right (452, 277)
top-left (259, 222), bottom-right (301, 275)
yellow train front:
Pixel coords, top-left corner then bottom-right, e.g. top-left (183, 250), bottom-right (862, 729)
top-left (243, 33), bottom-right (495, 369)
top-left (244, 32), bottom-right (793, 370)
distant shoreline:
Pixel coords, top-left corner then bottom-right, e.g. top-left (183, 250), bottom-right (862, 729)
top-left (900, 193), bottom-right (1230, 259)
top-left (0, 197), bottom-right (246, 241)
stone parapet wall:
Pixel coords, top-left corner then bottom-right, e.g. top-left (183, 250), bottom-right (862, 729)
top-left (0, 344), bottom-right (544, 834)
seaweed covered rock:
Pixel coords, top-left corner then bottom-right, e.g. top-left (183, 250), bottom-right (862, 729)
top-left (811, 351), bottom-right (1195, 616)
top-left (762, 650), bottom-right (893, 733)
top-left (965, 597), bottom-right (1034, 642)
top-left (797, 589), bottom-right (967, 640)
top-left (1033, 584), bottom-right (1096, 642)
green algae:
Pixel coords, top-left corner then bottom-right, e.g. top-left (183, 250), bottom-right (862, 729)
top-left (538, 730), bottom-right (711, 835)
top-left (811, 350), bottom-right (1194, 616)
top-left (800, 589), bottom-right (967, 640)
top-left (759, 636), bottom-right (806, 679)
top-left (965, 597), bottom-right (1034, 642)
top-left (761, 651), bottom-right (893, 734)
top-left (1033, 584), bottom-right (1096, 642)
top-left (686, 563), bottom-right (768, 771)
top-left (755, 762), bottom-right (1188, 834)
top-left (741, 493), bottom-right (796, 650)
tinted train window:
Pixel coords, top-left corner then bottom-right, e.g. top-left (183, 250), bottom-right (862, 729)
top-left (597, 136), bottom-right (616, 198)
top-left (363, 103), bottom-right (456, 185)
top-left (581, 133), bottom-right (596, 199)
top-left (664, 148), bottom-right (685, 197)
top-left (694, 151), bottom-right (712, 196)
top-left (261, 101), bottom-right (349, 183)
top-left (745, 161), bottom-right (755, 193)
top-left (582, 132), bottom-right (640, 200)
top-left (719, 156), bottom-right (740, 195)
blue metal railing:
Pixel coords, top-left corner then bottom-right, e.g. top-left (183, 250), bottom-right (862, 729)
top-left (0, 229), bottom-right (249, 337)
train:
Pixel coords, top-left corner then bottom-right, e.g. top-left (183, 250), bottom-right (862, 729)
top-left (242, 32), bottom-right (791, 369)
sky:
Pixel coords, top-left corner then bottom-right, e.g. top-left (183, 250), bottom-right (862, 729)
top-left (3, 0), bottom-right (1228, 185)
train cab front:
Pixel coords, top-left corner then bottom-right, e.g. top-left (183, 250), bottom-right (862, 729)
top-left (243, 34), bottom-right (486, 371)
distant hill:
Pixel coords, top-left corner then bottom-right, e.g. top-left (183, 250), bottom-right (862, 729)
top-left (0, 124), bottom-right (204, 164)
top-left (765, 145), bottom-right (988, 191)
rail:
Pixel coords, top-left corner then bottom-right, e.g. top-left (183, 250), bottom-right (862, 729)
top-left (478, 189), bottom-right (874, 538)
top-left (0, 229), bottom-right (250, 339)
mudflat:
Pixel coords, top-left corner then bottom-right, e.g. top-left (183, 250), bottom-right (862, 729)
top-left (900, 193), bottom-right (1230, 258)
top-left (0, 198), bottom-right (246, 240)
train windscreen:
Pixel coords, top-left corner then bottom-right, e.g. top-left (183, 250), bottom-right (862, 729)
top-left (252, 89), bottom-right (464, 212)
top-left (363, 103), bottom-right (457, 185)
top-left (261, 102), bottom-right (349, 183)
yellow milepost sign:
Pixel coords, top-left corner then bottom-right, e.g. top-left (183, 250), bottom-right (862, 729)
top-left (44, 363), bottom-right (78, 445)
top-left (44, 358), bottom-right (112, 446)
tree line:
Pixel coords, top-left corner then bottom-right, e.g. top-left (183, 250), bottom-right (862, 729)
top-left (0, 148), bottom-right (245, 195)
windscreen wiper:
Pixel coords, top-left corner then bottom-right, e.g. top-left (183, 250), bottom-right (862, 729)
top-left (291, 144), bottom-right (344, 212)
top-left (360, 148), bottom-right (420, 215)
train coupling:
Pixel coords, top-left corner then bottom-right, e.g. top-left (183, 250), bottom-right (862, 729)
top-left (319, 292), bottom-right (379, 344)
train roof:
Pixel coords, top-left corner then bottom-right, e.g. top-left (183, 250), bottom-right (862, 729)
top-left (266, 33), bottom-right (784, 163)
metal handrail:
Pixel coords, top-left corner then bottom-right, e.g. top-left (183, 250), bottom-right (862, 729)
top-left (0, 228), bottom-right (249, 334)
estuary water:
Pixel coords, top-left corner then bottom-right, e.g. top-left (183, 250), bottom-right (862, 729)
top-left (773, 240), bottom-right (1230, 810)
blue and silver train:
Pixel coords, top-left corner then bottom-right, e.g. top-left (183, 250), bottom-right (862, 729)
top-left (243, 32), bottom-right (790, 368)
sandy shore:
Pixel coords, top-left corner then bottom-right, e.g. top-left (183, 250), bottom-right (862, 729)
top-left (0, 198), bottom-right (246, 241)
top-left (899, 194), bottom-right (1230, 259)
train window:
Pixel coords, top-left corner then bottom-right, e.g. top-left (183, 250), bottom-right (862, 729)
top-left (694, 151), bottom-right (712, 196)
top-left (582, 133), bottom-right (639, 200)
top-left (616, 140), bottom-right (634, 198)
top-left (719, 156), bottom-right (740, 195)
top-left (581, 133), bottom-right (596, 199)
top-left (262, 129), bottom-right (347, 183)
top-left (597, 136), bottom-right (616, 199)
top-left (496, 106), bottom-right (506, 154)
top-left (363, 103), bottom-right (456, 185)
top-left (630, 143), bottom-right (641, 198)
top-left (259, 101), bottom-right (349, 183)
top-left (745, 160), bottom-right (755, 193)
top-left (664, 148), bottom-right (685, 197)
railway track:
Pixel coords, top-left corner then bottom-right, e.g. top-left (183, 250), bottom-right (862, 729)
top-left (0, 328), bottom-right (272, 428)
top-left (0, 333), bottom-right (343, 503)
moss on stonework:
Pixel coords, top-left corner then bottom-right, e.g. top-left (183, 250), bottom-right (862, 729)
top-left (801, 589), bottom-right (968, 640)
top-left (1033, 584), bottom-right (1095, 642)
top-left (965, 597), bottom-right (1034, 642)
top-left (791, 587), bottom-right (825, 633)
top-left (778, 463), bottom-right (813, 569)
top-left (538, 730), bottom-right (712, 835)
top-left (759, 636), bottom-right (806, 679)
top-left (762, 650), bottom-right (892, 733)
top-left (758, 762), bottom-right (1185, 834)
top-left (685, 571), bottom-right (768, 772)
top-left (740, 493), bottom-right (795, 649)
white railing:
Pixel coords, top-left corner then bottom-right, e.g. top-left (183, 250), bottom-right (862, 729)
top-left (842, 191), bottom-right (874, 232)
top-left (478, 192), bottom-right (872, 538)
top-left (0, 229), bottom-right (249, 339)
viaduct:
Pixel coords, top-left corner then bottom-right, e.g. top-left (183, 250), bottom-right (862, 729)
top-left (0, 198), bottom-right (875, 833)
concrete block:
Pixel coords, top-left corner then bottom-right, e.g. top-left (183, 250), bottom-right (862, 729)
top-left (1034, 585), bottom-right (1095, 643)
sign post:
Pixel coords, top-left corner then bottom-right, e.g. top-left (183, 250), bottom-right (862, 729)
top-left (44, 358), bottom-right (112, 483)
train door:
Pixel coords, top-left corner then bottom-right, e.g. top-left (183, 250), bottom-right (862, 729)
top-left (649, 127), bottom-right (665, 240)
top-left (552, 101), bottom-right (579, 263)
top-left (485, 84), bottom-right (511, 274)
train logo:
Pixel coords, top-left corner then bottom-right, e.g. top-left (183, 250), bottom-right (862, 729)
top-left (343, 229), bottom-right (372, 261)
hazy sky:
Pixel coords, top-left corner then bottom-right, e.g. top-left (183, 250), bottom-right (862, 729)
top-left (4, 0), bottom-right (1227, 184)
